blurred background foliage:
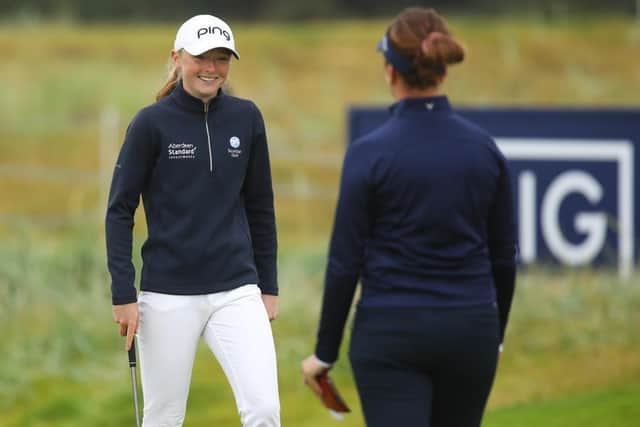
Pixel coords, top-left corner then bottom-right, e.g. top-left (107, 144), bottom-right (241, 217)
top-left (1, 2), bottom-right (640, 426)
top-left (1, 0), bottom-right (640, 21)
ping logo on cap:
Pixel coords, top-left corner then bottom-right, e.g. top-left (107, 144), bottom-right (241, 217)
top-left (197, 26), bottom-right (231, 41)
top-left (175, 15), bottom-right (240, 59)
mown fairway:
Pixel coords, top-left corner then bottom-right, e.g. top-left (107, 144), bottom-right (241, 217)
top-left (1, 17), bottom-right (639, 426)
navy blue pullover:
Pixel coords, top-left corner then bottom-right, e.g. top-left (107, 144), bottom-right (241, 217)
top-left (315, 96), bottom-right (517, 363)
top-left (106, 83), bottom-right (277, 305)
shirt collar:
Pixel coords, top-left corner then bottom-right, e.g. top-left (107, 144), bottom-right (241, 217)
top-left (170, 80), bottom-right (225, 112)
top-left (389, 96), bottom-right (452, 116)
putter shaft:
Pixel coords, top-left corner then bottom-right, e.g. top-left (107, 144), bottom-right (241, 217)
top-left (130, 366), bottom-right (142, 427)
top-left (129, 342), bottom-right (142, 427)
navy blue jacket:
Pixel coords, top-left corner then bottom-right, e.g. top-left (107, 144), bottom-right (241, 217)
top-left (315, 96), bottom-right (517, 363)
top-left (106, 83), bottom-right (277, 305)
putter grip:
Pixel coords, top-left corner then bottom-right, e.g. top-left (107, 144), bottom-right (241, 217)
top-left (128, 340), bottom-right (137, 367)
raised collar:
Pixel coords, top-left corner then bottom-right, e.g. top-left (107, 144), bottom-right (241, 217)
top-left (389, 96), bottom-right (452, 117)
top-left (170, 81), bottom-right (225, 113)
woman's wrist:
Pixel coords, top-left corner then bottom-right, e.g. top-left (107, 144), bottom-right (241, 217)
top-left (315, 355), bottom-right (333, 368)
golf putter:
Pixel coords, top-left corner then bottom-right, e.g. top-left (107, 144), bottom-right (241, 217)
top-left (128, 339), bottom-right (142, 427)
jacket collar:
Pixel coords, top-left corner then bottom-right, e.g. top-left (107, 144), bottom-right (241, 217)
top-left (389, 95), bottom-right (452, 116)
top-left (170, 81), bottom-right (225, 112)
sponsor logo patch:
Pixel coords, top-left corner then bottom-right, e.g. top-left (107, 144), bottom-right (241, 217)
top-left (228, 136), bottom-right (242, 158)
top-left (168, 143), bottom-right (197, 160)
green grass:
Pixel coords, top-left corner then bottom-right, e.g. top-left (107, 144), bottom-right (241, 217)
top-left (485, 384), bottom-right (640, 427)
top-left (1, 231), bottom-right (640, 426)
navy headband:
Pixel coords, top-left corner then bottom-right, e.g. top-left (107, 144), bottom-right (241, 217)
top-left (377, 31), bottom-right (415, 76)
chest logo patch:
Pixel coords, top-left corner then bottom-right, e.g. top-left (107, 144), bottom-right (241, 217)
top-left (228, 136), bottom-right (242, 158)
top-left (168, 143), bottom-right (197, 160)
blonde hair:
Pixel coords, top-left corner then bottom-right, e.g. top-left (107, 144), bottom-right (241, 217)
top-left (156, 54), bottom-right (181, 101)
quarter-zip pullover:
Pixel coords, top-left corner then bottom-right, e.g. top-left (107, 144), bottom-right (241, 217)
top-left (106, 83), bottom-right (277, 305)
top-left (315, 96), bottom-right (517, 363)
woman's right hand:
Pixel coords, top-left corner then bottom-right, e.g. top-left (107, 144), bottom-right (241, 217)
top-left (112, 303), bottom-right (139, 351)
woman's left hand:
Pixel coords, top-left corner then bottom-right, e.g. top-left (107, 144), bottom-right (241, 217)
top-left (301, 354), bottom-right (330, 397)
top-left (261, 294), bottom-right (278, 321)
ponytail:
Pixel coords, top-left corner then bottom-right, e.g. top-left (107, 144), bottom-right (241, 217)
top-left (156, 59), bottom-right (180, 101)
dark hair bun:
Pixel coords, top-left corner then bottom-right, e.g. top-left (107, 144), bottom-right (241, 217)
top-left (389, 7), bottom-right (466, 89)
top-left (420, 32), bottom-right (464, 66)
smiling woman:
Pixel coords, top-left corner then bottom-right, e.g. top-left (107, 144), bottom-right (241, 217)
top-left (174, 48), bottom-right (232, 103)
top-left (105, 13), bottom-right (281, 427)
top-left (156, 14), bottom-right (239, 102)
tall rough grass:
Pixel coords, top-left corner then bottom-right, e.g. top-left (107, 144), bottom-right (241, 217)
top-left (1, 18), bottom-right (639, 238)
top-left (0, 228), bottom-right (114, 406)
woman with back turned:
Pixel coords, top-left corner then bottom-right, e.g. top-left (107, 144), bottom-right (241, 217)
top-left (302, 7), bottom-right (517, 427)
top-left (106, 14), bottom-right (280, 427)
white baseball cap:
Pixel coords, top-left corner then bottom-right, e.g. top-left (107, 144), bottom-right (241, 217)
top-left (174, 15), bottom-right (240, 59)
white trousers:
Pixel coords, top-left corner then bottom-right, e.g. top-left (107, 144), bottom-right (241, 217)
top-left (137, 284), bottom-right (280, 427)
